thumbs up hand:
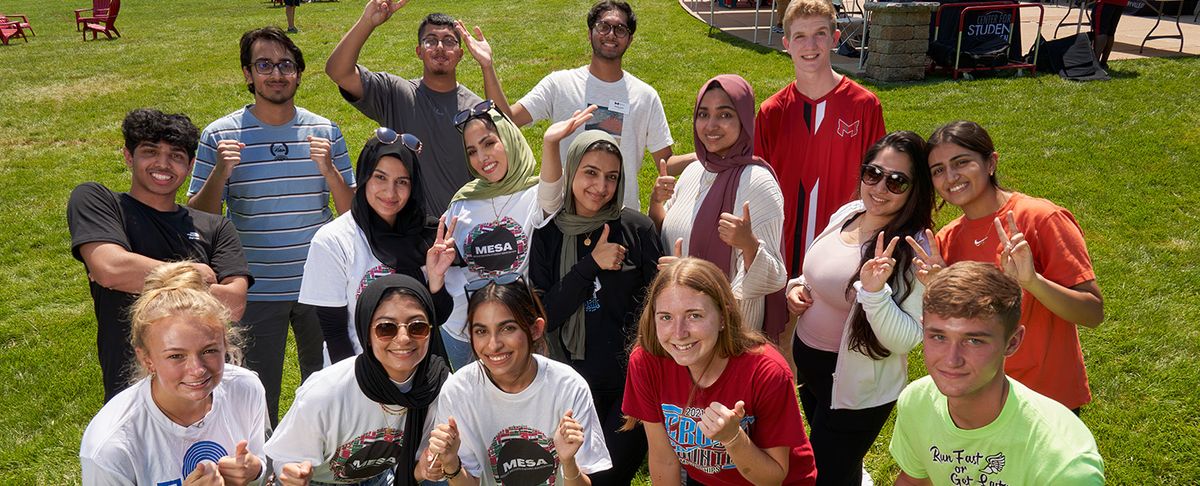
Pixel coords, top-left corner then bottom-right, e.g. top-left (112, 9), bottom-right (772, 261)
top-left (657, 238), bottom-right (684, 271)
top-left (698, 400), bottom-right (747, 448)
top-left (650, 158), bottom-right (676, 205)
top-left (278, 461), bottom-right (313, 486)
top-left (216, 440), bottom-right (262, 486)
top-left (183, 460), bottom-right (224, 486)
top-left (553, 410), bottom-right (586, 462)
top-left (590, 224), bottom-right (626, 271)
top-left (718, 201), bottom-right (758, 254)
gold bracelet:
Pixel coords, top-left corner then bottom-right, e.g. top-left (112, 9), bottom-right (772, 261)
top-left (721, 429), bottom-right (743, 448)
top-left (563, 464), bottom-right (583, 481)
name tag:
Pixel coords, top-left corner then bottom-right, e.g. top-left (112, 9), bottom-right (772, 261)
top-left (608, 100), bottom-right (630, 114)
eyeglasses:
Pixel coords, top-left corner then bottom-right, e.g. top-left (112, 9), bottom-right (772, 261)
top-left (375, 127), bottom-right (423, 155)
top-left (453, 99), bottom-right (505, 133)
top-left (464, 272), bottom-right (523, 297)
top-left (252, 59), bottom-right (298, 76)
top-left (593, 21), bottom-right (631, 39)
top-left (373, 320), bottom-right (433, 340)
top-left (421, 36), bottom-right (460, 50)
top-left (861, 164), bottom-right (912, 195)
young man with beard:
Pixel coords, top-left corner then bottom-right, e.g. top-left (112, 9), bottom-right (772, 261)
top-left (758, 0), bottom-right (885, 342)
top-left (327, 0), bottom-right (484, 214)
top-left (889, 262), bottom-right (1104, 485)
top-left (68, 108), bottom-right (252, 403)
top-left (187, 26), bottom-right (355, 427)
top-left (476, 0), bottom-right (674, 211)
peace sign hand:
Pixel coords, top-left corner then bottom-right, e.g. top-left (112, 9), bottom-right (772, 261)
top-left (995, 211), bottom-right (1036, 285)
top-left (426, 216), bottom-right (458, 293)
top-left (906, 229), bottom-right (945, 286)
top-left (361, 0), bottom-right (406, 27)
top-left (860, 232), bottom-right (900, 293)
top-left (544, 105), bottom-right (598, 144)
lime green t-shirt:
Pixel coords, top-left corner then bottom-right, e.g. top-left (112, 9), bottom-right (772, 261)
top-left (889, 376), bottom-right (1104, 485)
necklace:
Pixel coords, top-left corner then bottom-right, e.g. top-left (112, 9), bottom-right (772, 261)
top-left (379, 403), bottom-right (406, 431)
top-left (583, 228), bottom-right (594, 246)
top-left (489, 193), bottom-right (516, 222)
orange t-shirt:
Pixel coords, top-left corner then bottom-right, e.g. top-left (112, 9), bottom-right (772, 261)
top-left (936, 193), bottom-right (1095, 409)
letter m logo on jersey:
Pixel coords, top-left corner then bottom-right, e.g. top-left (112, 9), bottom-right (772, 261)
top-left (837, 119), bottom-right (861, 138)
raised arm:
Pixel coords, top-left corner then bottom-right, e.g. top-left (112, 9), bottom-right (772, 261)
top-left (326, 0), bottom-right (408, 100)
top-left (995, 212), bottom-right (1104, 327)
top-left (455, 21), bottom-right (514, 117)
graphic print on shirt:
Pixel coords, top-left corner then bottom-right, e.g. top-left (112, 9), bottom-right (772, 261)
top-left (329, 427), bottom-right (405, 480)
top-left (661, 404), bottom-right (756, 474)
top-left (928, 445), bottom-right (1009, 485)
top-left (487, 425), bottom-right (558, 485)
top-left (180, 440), bottom-right (227, 479)
top-left (837, 119), bottom-right (861, 137)
top-left (584, 105), bottom-right (624, 141)
top-left (356, 264), bottom-right (395, 300)
top-left (465, 217), bottom-right (527, 279)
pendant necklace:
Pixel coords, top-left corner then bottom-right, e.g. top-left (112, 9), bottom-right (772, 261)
top-left (380, 403), bottom-right (406, 431)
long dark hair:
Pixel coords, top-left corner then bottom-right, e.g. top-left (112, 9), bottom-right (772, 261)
top-left (466, 278), bottom-right (548, 381)
top-left (845, 131), bottom-right (934, 359)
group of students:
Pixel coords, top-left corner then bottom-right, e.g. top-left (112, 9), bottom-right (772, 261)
top-left (73, 0), bottom-right (1110, 485)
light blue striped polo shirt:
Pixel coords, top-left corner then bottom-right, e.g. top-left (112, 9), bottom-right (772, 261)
top-left (189, 106), bottom-right (355, 301)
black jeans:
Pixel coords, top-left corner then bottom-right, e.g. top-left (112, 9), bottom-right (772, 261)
top-left (587, 388), bottom-right (649, 486)
top-left (793, 336), bottom-right (895, 486)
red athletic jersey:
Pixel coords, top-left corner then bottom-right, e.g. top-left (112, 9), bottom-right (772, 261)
top-left (754, 77), bottom-right (884, 277)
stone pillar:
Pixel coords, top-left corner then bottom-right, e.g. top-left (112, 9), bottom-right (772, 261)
top-left (863, 2), bottom-right (940, 82)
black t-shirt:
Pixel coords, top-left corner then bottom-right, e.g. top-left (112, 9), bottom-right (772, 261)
top-left (67, 182), bottom-right (252, 345)
top-left (529, 208), bottom-right (663, 392)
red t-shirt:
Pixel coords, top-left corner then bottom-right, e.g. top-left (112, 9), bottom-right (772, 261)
top-left (936, 193), bottom-right (1095, 409)
top-left (622, 345), bottom-right (817, 485)
top-left (754, 77), bottom-right (885, 278)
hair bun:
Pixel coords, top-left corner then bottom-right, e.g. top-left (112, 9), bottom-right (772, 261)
top-left (142, 261), bottom-right (209, 294)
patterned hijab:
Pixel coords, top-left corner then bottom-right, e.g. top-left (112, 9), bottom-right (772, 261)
top-left (450, 110), bottom-right (540, 202)
top-left (552, 130), bottom-right (624, 360)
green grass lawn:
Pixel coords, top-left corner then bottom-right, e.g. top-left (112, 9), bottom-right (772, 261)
top-left (1, 0), bottom-right (1197, 483)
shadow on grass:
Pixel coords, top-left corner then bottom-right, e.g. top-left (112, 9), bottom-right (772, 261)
top-left (705, 28), bottom-right (784, 57)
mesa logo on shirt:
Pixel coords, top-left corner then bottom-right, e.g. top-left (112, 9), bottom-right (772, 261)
top-left (487, 425), bottom-right (558, 485)
top-left (465, 217), bottom-right (527, 278)
top-left (329, 428), bottom-right (405, 480)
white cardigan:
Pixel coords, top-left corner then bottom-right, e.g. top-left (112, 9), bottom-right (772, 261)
top-left (787, 200), bottom-right (926, 410)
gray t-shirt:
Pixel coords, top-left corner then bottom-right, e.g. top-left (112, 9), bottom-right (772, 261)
top-left (343, 65), bottom-right (482, 215)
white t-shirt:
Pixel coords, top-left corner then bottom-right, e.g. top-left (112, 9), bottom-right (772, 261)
top-left (435, 354), bottom-right (612, 485)
top-left (299, 212), bottom-right (419, 357)
top-left (519, 66), bottom-right (674, 211)
top-left (264, 358), bottom-right (437, 484)
top-left (441, 186), bottom-right (552, 341)
top-left (80, 365), bottom-right (267, 486)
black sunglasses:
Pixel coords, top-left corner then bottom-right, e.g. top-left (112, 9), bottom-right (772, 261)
top-left (464, 273), bottom-right (524, 297)
top-left (375, 127), bottom-right (423, 155)
top-left (454, 100), bottom-right (509, 133)
top-left (373, 320), bottom-right (433, 340)
top-left (861, 164), bottom-right (912, 195)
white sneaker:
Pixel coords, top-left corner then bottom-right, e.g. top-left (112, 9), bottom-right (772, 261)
top-left (862, 466), bottom-right (875, 486)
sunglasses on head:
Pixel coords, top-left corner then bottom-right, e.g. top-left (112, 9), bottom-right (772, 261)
top-left (464, 272), bottom-right (524, 297)
top-left (372, 320), bottom-right (433, 340)
top-left (454, 100), bottom-right (507, 133)
top-left (861, 164), bottom-right (912, 195)
top-left (375, 127), bottom-right (423, 155)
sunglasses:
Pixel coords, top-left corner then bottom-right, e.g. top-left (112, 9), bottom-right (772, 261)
top-left (464, 273), bottom-right (524, 297)
top-left (454, 99), bottom-right (507, 133)
top-left (375, 127), bottom-right (423, 155)
top-left (861, 164), bottom-right (912, 195)
top-left (373, 320), bottom-right (433, 340)
top-left (252, 59), bottom-right (298, 76)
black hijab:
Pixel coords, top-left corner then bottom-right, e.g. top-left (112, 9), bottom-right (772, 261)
top-left (352, 135), bottom-right (439, 280)
top-left (353, 274), bottom-right (451, 485)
